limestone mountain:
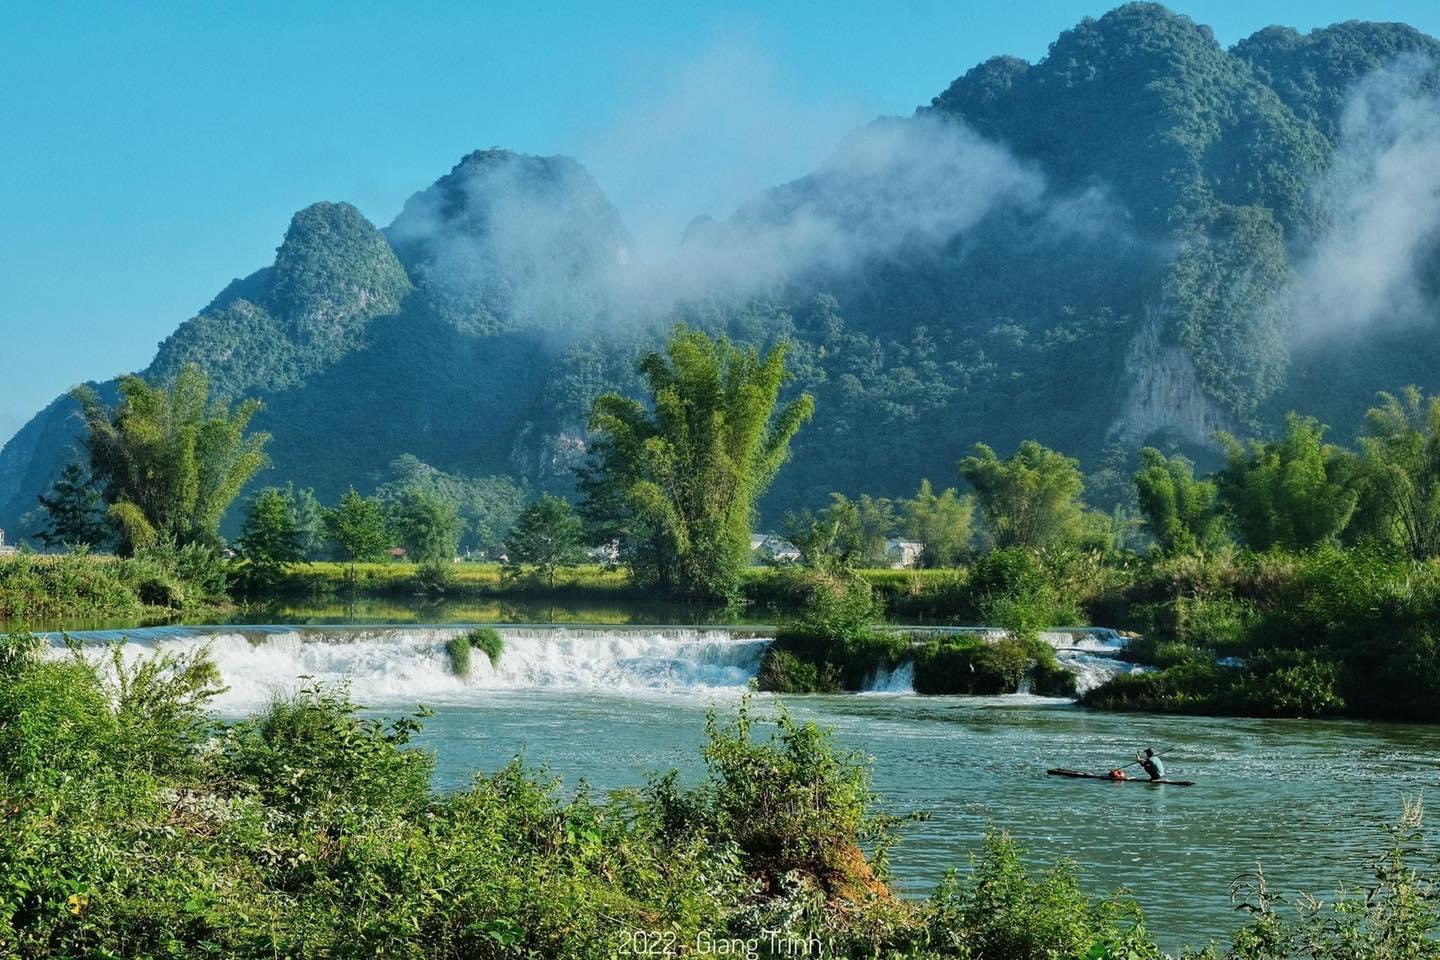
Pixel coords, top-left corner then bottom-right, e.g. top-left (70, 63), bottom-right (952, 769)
top-left (3, 4), bottom-right (1439, 541)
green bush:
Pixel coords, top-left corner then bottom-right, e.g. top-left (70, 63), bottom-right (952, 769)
top-left (912, 634), bottom-right (1077, 696)
top-left (445, 628), bottom-right (504, 679)
top-left (755, 647), bottom-right (841, 694)
top-left (444, 633), bottom-right (472, 677)
top-left (411, 559), bottom-right (454, 595)
top-left (925, 832), bottom-right (1163, 959)
top-left (466, 627), bottom-right (504, 668)
top-left (758, 575), bottom-right (909, 693)
top-left (5, 630), bottom-right (1440, 958)
top-left (1084, 649), bottom-right (1345, 718)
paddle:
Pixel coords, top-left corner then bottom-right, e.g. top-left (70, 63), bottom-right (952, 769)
top-left (1114, 747), bottom-right (1175, 772)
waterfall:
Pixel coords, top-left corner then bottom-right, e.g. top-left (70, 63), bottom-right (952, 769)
top-left (862, 661), bottom-right (915, 694)
top-left (1039, 629), bottom-right (1143, 693)
top-left (49, 625), bottom-right (771, 713)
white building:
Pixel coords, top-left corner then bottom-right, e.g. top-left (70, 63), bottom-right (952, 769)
top-left (750, 533), bottom-right (801, 565)
top-left (0, 528), bottom-right (16, 557)
top-left (885, 538), bottom-right (925, 569)
top-left (587, 540), bottom-right (620, 564)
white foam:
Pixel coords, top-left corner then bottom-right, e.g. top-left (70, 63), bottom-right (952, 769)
top-left (53, 626), bottom-right (770, 713)
top-left (862, 661), bottom-right (916, 694)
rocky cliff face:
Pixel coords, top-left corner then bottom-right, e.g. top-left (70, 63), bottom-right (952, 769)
top-left (1109, 304), bottom-right (1235, 446)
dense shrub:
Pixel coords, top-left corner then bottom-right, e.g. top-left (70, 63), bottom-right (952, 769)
top-left (912, 634), bottom-right (1077, 696)
top-left (758, 576), bottom-right (909, 693)
top-left (1084, 650), bottom-right (1346, 718)
top-left (5, 632), bottom-right (1440, 958)
top-left (466, 627), bottom-right (504, 668)
top-left (445, 627), bottom-right (505, 678)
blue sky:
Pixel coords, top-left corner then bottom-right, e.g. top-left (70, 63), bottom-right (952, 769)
top-left (3, 0), bottom-right (1438, 446)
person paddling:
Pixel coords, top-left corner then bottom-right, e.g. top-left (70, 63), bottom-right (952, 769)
top-left (1137, 747), bottom-right (1165, 781)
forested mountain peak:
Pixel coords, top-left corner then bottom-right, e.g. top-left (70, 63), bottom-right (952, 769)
top-left (147, 201), bottom-right (409, 397)
top-left (1233, 20), bottom-right (1440, 141)
top-left (929, 1), bottom-right (1327, 237)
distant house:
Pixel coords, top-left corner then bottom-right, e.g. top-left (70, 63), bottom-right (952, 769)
top-left (390, 547), bottom-right (407, 560)
top-left (751, 533), bottom-right (801, 565)
top-left (885, 538), bottom-right (925, 569)
top-left (588, 540), bottom-right (620, 564)
top-left (0, 529), bottom-right (16, 557)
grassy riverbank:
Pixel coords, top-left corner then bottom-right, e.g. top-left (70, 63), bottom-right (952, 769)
top-left (0, 548), bottom-right (233, 625)
top-left (12, 546), bottom-right (1440, 723)
top-left (1, 632), bottom-right (1432, 959)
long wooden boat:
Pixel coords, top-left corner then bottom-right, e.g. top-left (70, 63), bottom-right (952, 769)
top-left (1046, 767), bottom-right (1195, 787)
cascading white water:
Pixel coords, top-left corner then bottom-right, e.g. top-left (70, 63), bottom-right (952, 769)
top-left (887, 626), bottom-right (1140, 695)
top-left (51, 626), bottom-right (771, 714)
top-left (861, 661), bottom-right (915, 694)
top-left (50, 623), bottom-right (1141, 710)
top-left (1037, 628), bottom-right (1142, 693)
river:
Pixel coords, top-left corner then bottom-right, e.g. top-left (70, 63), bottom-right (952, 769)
top-left (48, 622), bottom-right (1440, 952)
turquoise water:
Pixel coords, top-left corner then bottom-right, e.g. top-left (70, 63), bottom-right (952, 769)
top-left (414, 690), bottom-right (1439, 951)
top-left (57, 623), bottom-right (1440, 952)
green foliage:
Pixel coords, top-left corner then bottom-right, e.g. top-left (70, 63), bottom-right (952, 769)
top-left (1133, 447), bottom-right (1225, 554)
top-left (900, 479), bottom-right (975, 567)
top-left (375, 455), bottom-right (528, 556)
top-left (1085, 651), bottom-right (1346, 718)
top-left (691, 697), bottom-right (888, 897)
top-left (235, 487), bottom-right (305, 591)
top-left (444, 633), bottom-right (472, 677)
top-left (759, 575), bottom-right (907, 693)
top-left (583, 325), bottom-right (814, 599)
top-left (960, 441), bottom-right (1087, 550)
top-left (445, 628), bottom-right (503, 678)
top-left (321, 487), bottom-right (391, 578)
top-left (1166, 205), bottom-right (1292, 418)
top-left (0, 547), bottom-right (228, 624)
top-left (504, 494), bottom-right (587, 587)
top-left (32, 462), bottom-right (110, 549)
top-left (287, 484), bottom-right (324, 560)
top-left (72, 364), bottom-right (270, 553)
top-left (926, 831), bottom-right (1161, 959)
top-left (965, 547), bottom-right (1082, 637)
top-left (219, 681), bottom-right (434, 818)
top-left (387, 488), bottom-right (464, 566)
top-left (783, 492), bottom-right (895, 570)
top-left (466, 627), bottom-right (504, 668)
top-left (1355, 387), bottom-right (1440, 558)
top-left (913, 634), bottom-right (1077, 697)
top-left (1213, 800), bottom-right (1440, 960)
top-left (148, 202), bottom-right (412, 399)
top-left (1217, 414), bottom-right (1359, 550)
top-left (5, 630), bottom-right (1440, 957)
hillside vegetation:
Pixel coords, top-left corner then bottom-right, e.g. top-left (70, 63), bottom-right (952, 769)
top-left (3, 6), bottom-right (1440, 538)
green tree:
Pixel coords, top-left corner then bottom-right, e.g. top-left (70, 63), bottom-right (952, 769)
top-left (322, 488), bottom-right (391, 579)
top-left (1132, 448), bottom-right (1225, 554)
top-left (236, 488), bottom-right (305, 590)
top-left (289, 485), bottom-right (324, 560)
top-left (900, 479), bottom-right (975, 567)
top-left (389, 489), bottom-right (464, 566)
top-left (959, 441), bottom-right (1086, 550)
top-left (504, 494), bottom-right (587, 587)
top-left (1217, 414), bottom-right (1358, 550)
top-left (72, 364), bottom-right (270, 553)
top-left (34, 462), bottom-right (111, 549)
top-left (1355, 387), bottom-right (1440, 558)
top-left (582, 325), bottom-right (814, 598)
top-left (784, 494), bottom-right (866, 570)
top-left (376, 455), bottom-right (528, 556)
